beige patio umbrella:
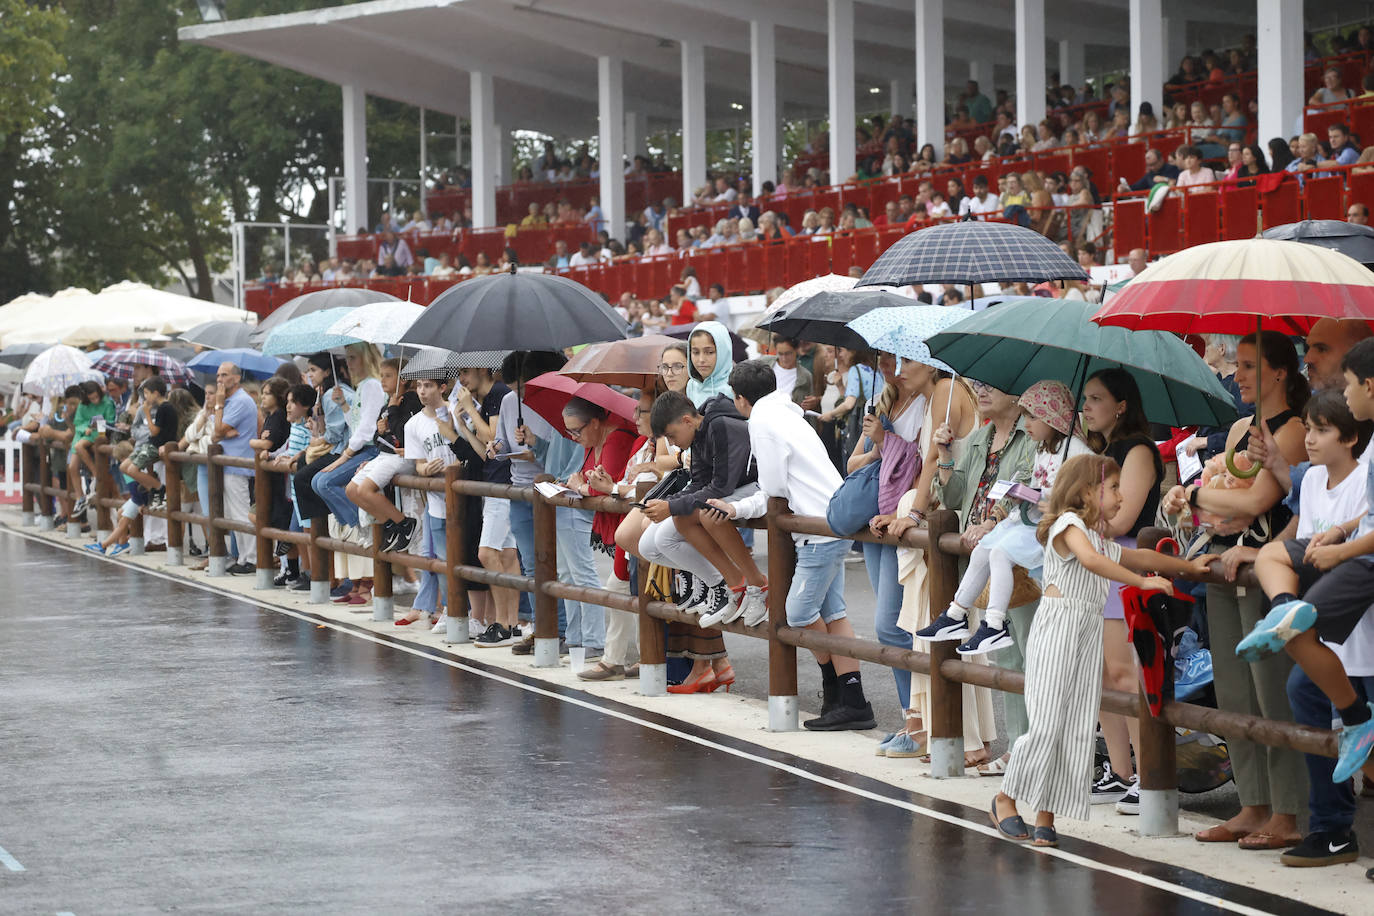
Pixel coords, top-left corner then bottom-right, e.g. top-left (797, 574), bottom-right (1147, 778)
top-left (1, 282), bottom-right (252, 347)
top-left (0, 288), bottom-right (89, 347)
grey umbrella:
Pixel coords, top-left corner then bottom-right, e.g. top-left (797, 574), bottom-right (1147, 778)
top-left (178, 320), bottom-right (256, 350)
top-left (400, 348), bottom-right (511, 380)
top-left (859, 220), bottom-right (1088, 287)
top-left (758, 288), bottom-right (915, 350)
top-left (248, 287), bottom-right (400, 347)
top-left (398, 271), bottom-right (627, 353)
top-left (0, 342), bottom-right (54, 369)
top-left (1261, 220), bottom-right (1374, 269)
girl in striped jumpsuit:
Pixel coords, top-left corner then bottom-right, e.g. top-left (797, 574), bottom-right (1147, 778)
top-left (990, 454), bottom-right (1213, 846)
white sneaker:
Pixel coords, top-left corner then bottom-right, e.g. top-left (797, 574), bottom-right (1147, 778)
top-left (468, 619), bottom-right (486, 639)
top-left (738, 585), bottom-right (769, 627)
top-left (393, 578), bottom-right (419, 595)
top-left (431, 618), bottom-right (448, 634)
top-left (696, 583), bottom-right (740, 627)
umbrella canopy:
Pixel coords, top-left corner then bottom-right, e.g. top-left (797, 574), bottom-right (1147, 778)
top-left (187, 348), bottom-right (285, 381)
top-left (926, 297), bottom-right (1239, 427)
top-left (399, 348), bottom-right (511, 380)
top-left (91, 348), bottom-right (195, 388)
top-left (661, 322), bottom-right (749, 362)
top-left (560, 334), bottom-right (679, 388)
top-left (846, 305), bottom-right (970, 367)
top-left (326, 301), bottom-right (427, 345)
top-left (1092, 238), bottom-right (1374, 335)
top-left (4, 282), bottom-right (251, 347)
top-left (22, 345), bottom-right (103, 397)
top-left (523, 371), bottom-right (637, 438)
top-left (758, 289), bottom-right (910, 350)
top-left (0, 288), bottom-right (91, 348)
top-left (737, 274), bottom-right (859, 345)
top-left (398, 271), bottom-right (627, 353)
top-left (1261, 220), bottom-right (1374, 268)
top-left (0, 342), bottom-right (53, 369)
top-left (858, 220), bottom-right (1088, 287)
top-left (260, 308), bottom-right (363, 356)
top-left (249, 287), bottom-right (398, 347)
top-left (178, 319), bottom-right (257, 350)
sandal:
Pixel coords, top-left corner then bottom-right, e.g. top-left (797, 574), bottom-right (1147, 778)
top-left (989, 798), bottom-right (1029, 840)
top-left (977, 756), bottom-right (1011, 777)
top-left (1237, 832), bottom-right (1302, 851)
top-left (1194, 825), bottom-right (1252, 843)
top-left (1031, 825), bottom-right (1058, 847)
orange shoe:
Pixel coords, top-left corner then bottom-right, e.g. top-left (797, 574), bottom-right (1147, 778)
top-left (667, 667), bottom-right (717, 694)
top-left (708, 664), bottom-right (735, 692)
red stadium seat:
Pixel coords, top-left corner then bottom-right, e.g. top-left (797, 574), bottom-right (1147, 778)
top-left (1220, 186), bottom-right (1260, 240)
top-left (761, 240), bottom-right (788, 290)
top-left (1183, 191), bottom-right (1220, 249)
top-left (852, 229), bottom-right (880, 272)
top-left (829, 232), bottom-right (855, 276)
top-left (1146, 194), bottom-right (1184, 255)
top-left (1112, 198), bottom-right (1146, 255)
top-left (1350, 170), bottom-right (1374, 212)
top-left (1304, 176), bottom-right (1346, 220)
top-left (1261, 179), bottom-right (1302, 229)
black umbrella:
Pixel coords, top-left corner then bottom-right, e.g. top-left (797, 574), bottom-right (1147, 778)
top-left (662, 322), bottom-right (750, 362)
top-left (757, 289), bottom-right (913, 350)
top-left (178, 319), bottom-right (256, 350)
top-left (399, 271), bottom-right (627, 353)
top-left (0, 342), bottom-right (53, 369)
top-left (1261, 220), bottom-right (1374, 269)
top-left (248, 287), bottom-right (400, 347)
top-left (858, 220), bottom-right (1087, 287)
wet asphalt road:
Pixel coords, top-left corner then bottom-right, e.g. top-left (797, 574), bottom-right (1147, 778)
top-left (0, 531), bottom-right (1336, 915)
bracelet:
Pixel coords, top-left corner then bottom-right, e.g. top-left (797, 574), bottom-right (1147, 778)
top-left (1187, 485), bottom-right (1200, 508)
top-left (937, 460), bottom-right (954, 470)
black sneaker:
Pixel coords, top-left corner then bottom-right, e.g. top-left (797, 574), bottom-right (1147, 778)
top-left (804, 702), bottom-right (877, 731)
top-left (225, 562), bottom-right (255, 575)
top-left (697, 583), bottom-right (738, 622)
top-left (290, 573), bottom-right (312, 592)
top-left (387, 517), bottom-right (417, 553)
top-left (1115, 779), bottom-right (1140, 815)
top-left (1281, 831), bottom-right (1359, 867)
top-left (916, 610), bottom-right (970, 641)
top-left (149, 487), bottom-right (166, 510)
top-left (272, 570), bottom-right (297, 588)
top-left (188, 542), bottom-right (203, 557)
top-left (672, 570), bottom-right (707, 610)
top-left (957, 622), bottom-right (1014, 656)
top-left (474, 623), bottom-right (514, 648)
top-left (274, 540), bottom-right (290, 558)
top-left (1090, 770), bottom-right (1133, 804)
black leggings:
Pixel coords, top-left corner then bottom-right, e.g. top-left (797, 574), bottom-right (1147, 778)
top-left (293, 452), bottom-right (335, 523)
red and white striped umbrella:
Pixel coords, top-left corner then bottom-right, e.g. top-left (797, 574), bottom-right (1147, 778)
top-left (1092, 239), bottom-right (1374, 336)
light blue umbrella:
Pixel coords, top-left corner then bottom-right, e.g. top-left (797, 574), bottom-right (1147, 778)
top-left (845, 305), bottom-right (963, 372)
top-left (260, 307), bottom-right (362, 356)
top-left (187, 347), bottom-right (285, 381)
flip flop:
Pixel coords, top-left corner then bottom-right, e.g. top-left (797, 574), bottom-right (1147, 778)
top-left (989, 798), bottom-right (1029, 840)
top-left (1237, 832), bottom-right (1302, 851)
top-left (977, 756), bottom-right (1010, 776)
top-left (1194, 825), bottom-right (1252, 843)
top-left (1031, 826), bottom-right (1058, 847)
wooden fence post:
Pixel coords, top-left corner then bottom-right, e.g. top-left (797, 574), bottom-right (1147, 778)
top-left (254, 457), bottom-right (274, 589)
top-left (309, 509), bottom-right (332, 603)
top-left (371, 512), bottom-right (393, 621)
top-left (93, 440), bottom-right (113, 539)
top-left (20, 442), bottom-right (36, 524)
top-left (1134, 526), bottom-right (1181, 836)
top-left (532, 489), bottom-right (560, 667)
top-left (634, 481), bottom-right (667, 695)
top-left (35, 441), bottom-right (52, 529)
top-left (206, 444), bottom-right (228, 576)
top-left (443, 466), bottom-right (469, 644)
top-left (925, 509), bottom-right (966, 779)
top-left (165, 452), bottom-right (184, 566)
top-left (767, 497), bottom-right (799, 731)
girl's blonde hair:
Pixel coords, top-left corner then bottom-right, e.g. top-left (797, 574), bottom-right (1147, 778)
top-left (1037, 454), bottom-right (1120, 545)
top-left (168, 388), bottom-right (199, 437)
top-left (347, 342), bottom-right (383, 381)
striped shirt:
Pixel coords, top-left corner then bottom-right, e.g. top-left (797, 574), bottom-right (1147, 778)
top-left (1041, 512), bottom-right (1122, 608)
top-left (285, 420), bottom-right (311, 458)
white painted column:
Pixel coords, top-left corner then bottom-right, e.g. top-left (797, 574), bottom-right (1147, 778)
top-left (890, 78), bottom-right (913, 121)
top-left (1257, 0), bottom-right (1304, 146)
top-left (681, 39), bottom-right (707, 205)
top-left (828, 0), bottom-right (856, 182)
top-left (1058, 39), bottom-right (1085, 92)
top-left (1130, 0), bottom-right (1164, 132)
top-left (469, 71), bottom-right (496, 228)
top-left (750, 19), bottom-right (779, 194)
top-left (342, 84), bottom-right (368, 234)
top-left (915, 0), bottom-right (945, 148)
top-left (624, 110), bottom-right (647, 160)
top-left (968, 59), bottom-right (995, 89)
top-left (1015, 0), bottom-right (1046, 129)
top-left (1163, 17), bottom-right (1188, 83)
top-left (598, 55), bottom-right (626, 240)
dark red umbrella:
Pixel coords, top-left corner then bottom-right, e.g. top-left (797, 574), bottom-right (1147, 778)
top-left (523, 372), bottom-right (637, 438)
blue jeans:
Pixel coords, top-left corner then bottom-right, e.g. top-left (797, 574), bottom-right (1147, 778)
top-left (510, 498), bottom-right (535, 622)
top-left (1287, 666), bottom-right (1374, 834)
top-left (556, 507), bottom-right (604, 649)
top-left (864, 540), bottom-right (909, 708)
top-left (788, 538), bottom-right (850, 627)
top-left (310, 446), bottom-right (377, 528)
top-left (413, 514), bottom-right (447, 614)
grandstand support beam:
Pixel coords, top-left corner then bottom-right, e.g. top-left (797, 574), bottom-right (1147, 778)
top-left (828, 0), bottom-right (857, 184)
top-left (1058, 39), bottom-right (1085, 91)
top-left (1014, 0), bottom-right (1046, 131)
top-left (1130, 0), bottom-right (1164, 138)
top-left (968, 58), bottom-right (995, 89)
top-left (1257, 0), bottom-right (1303, 151)
top-left (624, 110), bottom-right (646, 161)
top-left (915, 0), bottom-right (945, 154)
top-left (680, 39), bottom-right (707, 206)
top-left (750, 19), bottom-right (779, 195)
top-left (890, 78), bottom-right (913, 121)
top-left (1163, 17), bottom-right (1187, 83)
top-left (342, 84), bottom-right (368, 236)
top-left (496, 123), bottom-right (511, 187)
top-left (470, 71), bottom-right (497, 229)
top-left (598, 55), bottom-right (626, 241)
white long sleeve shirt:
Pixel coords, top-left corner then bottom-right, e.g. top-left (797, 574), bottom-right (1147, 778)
top-left (729, 390), bottom-right (843, 543)
top-left (346, 376), bottom-right (387, 453)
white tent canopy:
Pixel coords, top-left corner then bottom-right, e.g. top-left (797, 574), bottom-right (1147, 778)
top-left (0, 282), bottom-right (254, 348)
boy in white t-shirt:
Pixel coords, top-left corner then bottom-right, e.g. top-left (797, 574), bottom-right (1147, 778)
top-left (400, 378), bottom-right (458, 626)
top-left (1243, 387), bottom-right (1374, 785)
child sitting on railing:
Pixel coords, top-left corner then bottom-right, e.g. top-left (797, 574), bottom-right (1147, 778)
top-left (917, 381), bottom-right (1091, 655)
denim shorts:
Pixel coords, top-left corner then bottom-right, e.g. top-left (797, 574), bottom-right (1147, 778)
top-left (786, 537), bottom-right (850, 627)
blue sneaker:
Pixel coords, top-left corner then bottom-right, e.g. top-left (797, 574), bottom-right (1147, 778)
top-left (83, 543), bottom-right (105, 555)
top-left (108, 543), bottom-right (131, 558)
top-left (916, 609), bottom-right (971, 641)
top-left (875, 732), bottom-right (900, 756)
top-left (330, 578), bottom-right (354, 599)
top-left (1236, 600), bottom-right (1317, 662)
top-left (879, 731), bottom-right (927, 759)
top-left (1333, 704), bottom-right (1374, 783)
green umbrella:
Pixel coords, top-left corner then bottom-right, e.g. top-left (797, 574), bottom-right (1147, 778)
top-left (925, 296), bottom-right (1238, 428)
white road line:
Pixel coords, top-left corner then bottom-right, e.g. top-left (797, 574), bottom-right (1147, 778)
top-left (3, 526), bottom-right (1280, 916)
top-left (0, 844), bottom-right (24, 872)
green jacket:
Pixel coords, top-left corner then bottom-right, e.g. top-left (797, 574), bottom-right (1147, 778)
top-left (930, 418), bottom-right (1037, 527)
top-left (71, 397), bottom-right (117, 446)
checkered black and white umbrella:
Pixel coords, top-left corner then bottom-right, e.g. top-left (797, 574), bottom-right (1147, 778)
top-left (858, 220), bottom-right (1088, 287)
top-left (399, 348), bottom-right (511, 380)
top-left (90, 348), bottom-right (194, 387)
